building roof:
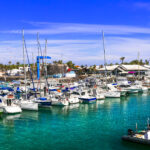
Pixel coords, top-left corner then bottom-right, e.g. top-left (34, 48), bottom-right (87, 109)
top-left (99, 64), bottom-right (149, 72)
top-left (121, 65), bottom-right (149, 71)
top-left (98, 65), bottom-right (118, 71)
top-left (144, 65), bottom-right (150, 69)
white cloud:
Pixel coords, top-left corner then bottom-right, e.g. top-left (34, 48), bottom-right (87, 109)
top-left (0, 37), bottom-right (150, 65)
top-left (2, 22), bottom-right (150, 35)
top-left (1, 22), bottom-right (150, 65)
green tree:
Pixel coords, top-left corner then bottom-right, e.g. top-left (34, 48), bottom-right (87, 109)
top-left (53, 61), bottom-right (58, 64)
top-left (139, 59), bottom-right (144, 65)
top-left (57, 60), bottom-right (63, 64)
top-left (67, 61), bottom-right (75, 69)
top-left (145, 59), bottom-right (149, 65)
top-left (129, 59), bottom-right (139, 65)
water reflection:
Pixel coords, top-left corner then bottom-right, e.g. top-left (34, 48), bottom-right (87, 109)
top-left (0, 114), bottom-right (21, 127)
top-left (0, 93), bottom-right (150, 150)
top-left (96, 100), bottom-right (105, 104)
top-left (21, 111), bottom-right (39, 121)
top-left (68, 103), bottom-right (80, 110)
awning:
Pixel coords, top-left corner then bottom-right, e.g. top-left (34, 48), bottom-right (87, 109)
top-left (128, 71), bottom-right (136, 74)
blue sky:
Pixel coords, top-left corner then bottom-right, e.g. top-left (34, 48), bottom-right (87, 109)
top-left (1, 0), bottom-right (150, 65)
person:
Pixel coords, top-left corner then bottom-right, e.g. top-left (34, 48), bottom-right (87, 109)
top-left (44, 86), bottom-right (46, 96)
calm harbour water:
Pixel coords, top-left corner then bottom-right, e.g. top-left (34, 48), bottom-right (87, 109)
top-left (0, 93), bottom-right (150, 150)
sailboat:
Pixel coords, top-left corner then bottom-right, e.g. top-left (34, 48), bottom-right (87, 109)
top-left (101, 31), bottom-right (120, 98)
top-left (34, 36), bottom-right (52, 107)
top-left (18, 30), bottom-right (38, 111)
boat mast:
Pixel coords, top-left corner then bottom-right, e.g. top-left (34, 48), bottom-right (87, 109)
top-left (22, 29), bottom-right (27, 100)
top-left (102, 31), bottom-right (108, 90)
top-left (45, 39), bottom-right (48, 79)
top-left (32, 52), bottom-right (34, 78)
top-left (138, 51), bottom-right (140, 80)
top-left (37, 33), bottom-right (42, 96)
top-left (45, 39), bottom-right (48, 96)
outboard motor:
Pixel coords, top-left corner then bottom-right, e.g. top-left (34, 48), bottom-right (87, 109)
top-left (128, 129), bottom-right (134, 136)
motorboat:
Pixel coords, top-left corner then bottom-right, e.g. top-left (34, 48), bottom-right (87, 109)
top-left (92, 88), bottom-right (105, 100)
top-left (79, 90), bottom-right (96, 103)
top-left (122, 128), bottom-right (150, 145)
top-left (134, 81), bottom-right (148, 93)
top-left (68, 92), bottom-right (80, 104)
top-left (107, 84), bottom-right (125, 97)
top-left (126, 85), bottom-right (140, 94)
top-left (51, 95), bottom-right (69, 106)
top-left (104, 91), bottom-right (121, 98)
top-left (0, 94), bottom-right (22, 114)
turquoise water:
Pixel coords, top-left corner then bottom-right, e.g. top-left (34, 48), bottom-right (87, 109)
top-left (0, 93), bottom-right (150, 150)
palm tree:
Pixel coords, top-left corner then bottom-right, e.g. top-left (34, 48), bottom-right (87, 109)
top-left (120, 57), bottom-right (125, 64)
top-left (53, 61), bottom-right (58, 64)
top-left (16, 62), bottom-right (20, 68)
top-left (8, 61), bottom-right (11, 66)
top-left (58, 60), bottom-right (63, 64)
top-left (81, 65), bottom-right (84, 68)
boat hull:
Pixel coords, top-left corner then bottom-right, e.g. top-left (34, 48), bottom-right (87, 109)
top-left (3, 106), bottom-right (22, 114)
top-left (21, 102), bottom-right (38, 111)
top-left (79, 98), bottom-right (96, 103)
top-left (39, 102), bottom-right (51, 107)
top-left (96, 95), bottom-right (105, 100)
top-left (51, 100), bottom-right (69, 106)
top-left (104, 92), bottom-right (120, 98)
top-left (69, 98), bottom-right (79, 104)
top-left (122, 135), bottom-right (150, 145)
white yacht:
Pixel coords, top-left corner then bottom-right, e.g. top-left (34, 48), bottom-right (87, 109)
top-left (68, 93), bottom-right (80, 104)
top-left (134, 81), bottom-right (148, 93)
top-left (78, 90), bottom-right (96, 103)
top-left (92, 88), bottom-right (105, 100)
top-left (104, 91), bottom-right (121, 98)
top-left (107, 83), bottom-right (126, 96)
top-left (18, 98), bottom-right (38, 111)
top-left (117, 77), bottom-right (139, 94)
top-left (51, 95), bottom-right (69, 106)
top-left (0, 94), bottom-right (22, 114)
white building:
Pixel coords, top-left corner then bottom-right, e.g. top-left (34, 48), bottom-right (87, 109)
top-left (98, 65), bottom-right (150, 76)
top-left (7, 69), bottom-right (22, 76)
top-left (65, 71), bottom-right (76, 78)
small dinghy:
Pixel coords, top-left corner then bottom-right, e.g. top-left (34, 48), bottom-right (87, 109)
top-left (122, 122), bottom-right (150, 145)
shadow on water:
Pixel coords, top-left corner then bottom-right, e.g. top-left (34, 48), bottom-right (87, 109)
top-left (121, 140), bottom-right (150, 150)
